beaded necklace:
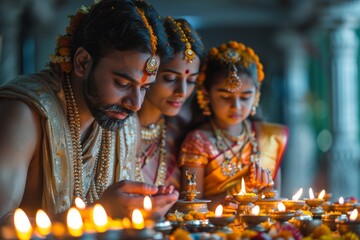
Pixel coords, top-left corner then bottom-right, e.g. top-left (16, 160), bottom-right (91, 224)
top-left (63, 75), bottom-right (112, 204)
top-left (211, 120), bottom-right (260, 177)
top-left (136, 117), bottom-right (167, 186)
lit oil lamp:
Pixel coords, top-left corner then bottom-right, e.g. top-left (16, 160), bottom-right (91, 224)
top-left (321, 211), bottom-right (347, 231)
top-left (282, 188), bottom-right (305, 213)
top-left (241, 205), bottom-right (270, 232)
top-left (14, 208), bottom-right (33, 240)
top-left (35, 209), bottom-right (52, 238)
top-left (121, 209), bottom-right (156, 240)
top-left (304, 188), bottom-right (324, 219)
top-left (207, 205), bottom-right (235, 233)
top-left (92, 204), bottom-right (108, 233)
top-left (270, 202), bottom-right (295, 223)
top-left (232, 178), bottom-right (258, 214)
top-left (338, 209), bottom-right (360, 236)
top-left (332, 197), bottom-right (354, 214)
top-left (67, 207), bottom-right (84, 238)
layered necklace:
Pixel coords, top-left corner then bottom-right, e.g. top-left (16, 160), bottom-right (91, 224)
top-left (211, 120), bottom-right (260, 177)
top-left (63, 75), bottom-right (112, 204)
top-left (135, 117), bottom-right (167, 186)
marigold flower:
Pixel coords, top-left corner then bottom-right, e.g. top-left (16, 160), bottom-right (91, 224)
top-left (258, 71), bottom-right (265, 81)
top-left (57, 36), bottom-right (71, 47)
top-left (58, 47), bottom-right (71, 56)
top-left (209, 47), bottom-right (218, 56)
top-left (229, 41), bottom-right (238, 49)
top-left (219, 44), bottom-right (227, 51)
top-left (60, 62), bottom-right (73, 74)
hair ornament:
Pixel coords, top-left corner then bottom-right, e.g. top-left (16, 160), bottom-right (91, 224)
top-left (166, 16), bottom-right (195, 63)
top-left (136, 7), bottom-right (159, 75)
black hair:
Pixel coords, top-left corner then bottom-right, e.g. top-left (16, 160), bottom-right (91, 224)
top-left (71, 0), bottom-right (171, 66)
top-left (163, 17), bottom-right (205, 64)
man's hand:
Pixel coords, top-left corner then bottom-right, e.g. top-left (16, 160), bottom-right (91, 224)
top-left (98, 180), bottom-right (179, 219)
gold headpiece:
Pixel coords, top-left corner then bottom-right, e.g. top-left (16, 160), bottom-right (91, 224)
top-left (136, 7), bottom-right (159, 75)
top-left (198, 41), bottom-right (264, 92)
top-left (166, 16), bottom-right (195, 63)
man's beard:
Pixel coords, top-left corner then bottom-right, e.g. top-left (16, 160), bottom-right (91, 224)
top-left (83, 75), bottom-right (135, 132)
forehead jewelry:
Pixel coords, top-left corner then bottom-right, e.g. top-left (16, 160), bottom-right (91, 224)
top-left (222, 49), bottom-right (242, 92)
top-left (136, 7), bottom-right (159, 75)
top-left (166, 16), bottom-right (195, 63)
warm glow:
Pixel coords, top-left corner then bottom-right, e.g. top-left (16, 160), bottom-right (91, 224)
top-left (36, 210), bottom-right (51, 236)
top-left (349, 209), bottom-right (358, 221)
top-left (14, 208), bottom-right (33, 240)
top-left (74, 197), bottom-right (86, 210)
top-left (132, 209), bottom-right (145, 229)
top-left (278, 202), bottom-right (286, 212)
top-left (309, 188), bottom-right (315, 200)
top-left (93, 204), bottom-right (108, 232)
top-left (339, 197), bottom-right (344, 205)
top-left (318, 190), bottom-right (326, 199)
top-left (251, 205), bottom-right (260, 215)
top-left (215, 205), bottom-right (223, 217)
top-left (238, 178), bottom-right (246, 195)
top-left (143, 196), bottom-right (152, 211)
top-left (67, 207), bottom-right (83, 237)
top-left (292, 188), bottom-right (303, 201)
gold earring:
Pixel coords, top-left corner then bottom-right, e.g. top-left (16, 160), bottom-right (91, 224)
top-left (251, 106), bottom-right (256, 116)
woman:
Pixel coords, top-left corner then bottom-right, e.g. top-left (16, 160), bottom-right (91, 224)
top-left (136, 17), bottom-right (205, 190)
top-left (179, 41), bottom-right (288, 209)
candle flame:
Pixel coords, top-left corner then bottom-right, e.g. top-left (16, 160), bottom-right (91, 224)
top-left (143, 196), bottom-right (152, 211)
top-left (238, 178), bottom-right (246, 195)
top-left (93, 204), bottom-right (108, 232)
top-left (14, 208), bottom-right (32, 240)
top-left (292, 188), bottom-right (303, 201)
top-left (74, 197), bottom-right (86, 210)
top-left (278, 202), bottom-right (286, 212)
top-left (339, 197), bottom-right (344, 205)
top-left (252, 205), bottom-right (260, 215)
top-left (318, 190), bottom-right (326, 199)
top-left (349, 209), bottom-right (358, 221)
top-left (67, 207), bottom-right (83, 237)
top-left (36, 209), bottom-right (51, 236)
top-left (309, 188), bottom-right (314, 200)
top-left (215, 205), bottom-right (223, 217)
top-left (132, 209), bottom-right (144, 229)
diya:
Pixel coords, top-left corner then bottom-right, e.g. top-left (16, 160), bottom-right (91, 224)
top-left (241, 205), bottom-right (269, 232)
top-left (171, 170), bottom-right (210, 213)
top-left (207, 205), bottom-right (235, 234)
top-left (256, 187), bottom-right (284, 213)
top-left (304, 188), bottom-right (325, 219)
top-left (332, 197), bottom-right (354, 214)
top-left (321, 211), bottom-right (347, 231)
top-left (232, 178), bottom-right (258, 214)
top-left (337, 209), bottom-right (360, 236)
top-left (269, 202), bottom-right (295, 223)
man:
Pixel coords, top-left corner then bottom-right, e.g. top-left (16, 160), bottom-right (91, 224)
top-left (0, 0), bottom-right (179, 222)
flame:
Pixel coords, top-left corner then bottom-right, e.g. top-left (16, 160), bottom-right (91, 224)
top-left (292, 188), bottom-right (303, 201)
top-left (339, 197), bottom-right (344, 205)
top-left (309, 188), bottom-right (315, 200)
top-left (67, 207), bottom-right (83, 237)
top-left (349, 209), bottom-right (358, 221)
top-left (36, 210), bottom-right (51, 236)
top-left (238, 178), bottom-right (246, 195)
top-left (74, 197), bottom-right (86, 210)
top-left (278, 202), bottom-right (286, 212)
top-left (14, 208), bottom-right (33, 240)
top-left (251, 205), bottom-right (260, 215)
top-left (143, 196), bottom-right (152, 211)
top-left (318, 190), bottom-right (326, 199)
top-left (215, 205), bottom-right (223, 217)
top-left (132, 209), bottom-right (144, 229)
top-left (93, 204), bottom-right (108, 232)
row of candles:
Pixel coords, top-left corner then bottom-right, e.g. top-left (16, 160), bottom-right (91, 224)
top-left (1, 196), bottom-right (155, 240)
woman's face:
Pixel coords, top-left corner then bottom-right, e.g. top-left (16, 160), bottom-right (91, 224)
top-left (208, 73), bottom-right (257, 129)
top-left (144, 52), bottom-right (201, 116)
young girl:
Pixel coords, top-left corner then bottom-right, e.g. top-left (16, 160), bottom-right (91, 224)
top-left (179, 41), bottom-right (288, 208)
top-left (136, 17), bottom-right (205, 190)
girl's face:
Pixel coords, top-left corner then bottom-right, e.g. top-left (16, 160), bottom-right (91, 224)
top-left (208, 73), bottom-right (257, 129)
top-left (144, 52), bottom-right (201, 116)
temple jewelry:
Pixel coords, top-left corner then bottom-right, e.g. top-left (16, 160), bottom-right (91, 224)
top-left (136, 118), bottom-right (167, 186)
top-left (211, 120), bottom-right (260, 177)
top-left (166, 16), bottom-right (195, 63)
top-left (64, 74), bottom-right (112, 204)
top-left (136, 7), bottom-right (159, 75)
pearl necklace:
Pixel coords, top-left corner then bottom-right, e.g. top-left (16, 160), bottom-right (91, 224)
top-left (63, 75), bottom-right (112, 204)
top-left (136, 117), bottom-right (167, 186)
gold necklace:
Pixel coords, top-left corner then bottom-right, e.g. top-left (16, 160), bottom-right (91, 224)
top-left (141, 118), bottom-right (164, 142)
top-left (212, 120), bottom-right (260, 177)
top-left (63, 75), bottom-right (112, 204)
top-left (136, 118), bottom-right (167, 186)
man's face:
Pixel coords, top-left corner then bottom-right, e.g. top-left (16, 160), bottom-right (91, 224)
top-left (84, 50), bottom-right (158, 131)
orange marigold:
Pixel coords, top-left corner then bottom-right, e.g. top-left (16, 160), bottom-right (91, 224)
top-left (57, 36), bottom-right (71, 47)
top-left (258, 71), bottom-right (265, 81)
top-left (229, 41), bottom-right (239, 49)
top-left (209, 47), bottom-right (218, 56)
top-left (58, 47), bottom-right (71, 56)
top-left (60, 62), bottom-right (73, 74)
top-left (219, 44), bottom-right (227, 51)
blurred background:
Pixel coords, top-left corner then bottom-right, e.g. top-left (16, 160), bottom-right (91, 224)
top-left (1, 0), bottom-right (360, 200)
